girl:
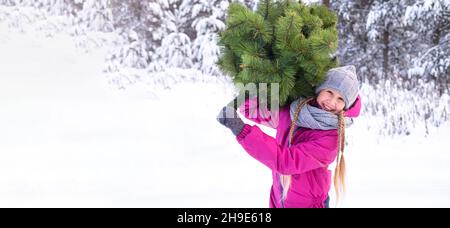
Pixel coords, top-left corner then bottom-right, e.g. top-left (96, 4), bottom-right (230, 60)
top-left (217, 65), bottom-right (361, 208)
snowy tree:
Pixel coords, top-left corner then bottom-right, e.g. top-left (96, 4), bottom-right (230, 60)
top-left (107, 0), bottom-right (167, 69)
top-left (175, 0), bottom-right (256, 75)
top-left (334, 0), bottom-right (419, 85)
top-left (157, 31), bottom-right (193, 68)
top-left (111, 0), bottom-right (145, 32)
top-left (331, 0), bottom-right (371, 83)
top-left (116, 30), bottom-right (148, 68)
top-left (365, 0), bottom-right (413, 82)
top-left (331, 0), bottom-right (450, 135)
top-left (77, 0), bottom-right (113, 32)
top-left (405, 0), bottom-right (450, 45)
top-left (405, 0), bottom-right (450, 94)
top-left (189, 0), bottom-right (227, 75)
top-left (105, 0), bottom-right (259, 73)
top-left (0, 0), bottom-right (14, 6)
top-left (3, 0), bottom-right (82, 16)
top-left (149, 0), bottom-right (194, 71)
top-left (111, 0), bottom-right (167, 48)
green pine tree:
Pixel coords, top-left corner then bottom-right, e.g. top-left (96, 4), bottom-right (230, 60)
top-left (217, 0), bottom-right (339, 107)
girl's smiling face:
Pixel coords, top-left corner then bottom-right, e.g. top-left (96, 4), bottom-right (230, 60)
top-left (316, 88), bottom-right (345, 114)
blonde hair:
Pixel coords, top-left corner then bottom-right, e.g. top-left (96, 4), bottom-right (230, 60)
top-left (281, 97), bottom-right (346, 205)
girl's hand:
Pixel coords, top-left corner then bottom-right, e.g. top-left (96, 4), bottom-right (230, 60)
top-left (216, 105), bottom-right (245, 136)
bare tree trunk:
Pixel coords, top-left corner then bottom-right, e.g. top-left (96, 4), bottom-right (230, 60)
top-left (432, 20), bottom-right (442, 45)
top-left (383, 28), bottom-right (389, 80)
top-left (433, 18), bottom-right (444, 94)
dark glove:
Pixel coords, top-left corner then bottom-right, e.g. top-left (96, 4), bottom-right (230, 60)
top-left (216, 105), bottom-right (245, 136)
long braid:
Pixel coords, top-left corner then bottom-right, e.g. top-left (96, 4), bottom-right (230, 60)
top-left (334, 110), bottom-right (346, 204)
top-left (287, 98), bottom-right (312, 142)
top-left (281, 97), bottom-right (314, 200)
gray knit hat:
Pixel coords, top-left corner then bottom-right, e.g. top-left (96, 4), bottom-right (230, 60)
top-left (315, 65), bottom-right (359, 110)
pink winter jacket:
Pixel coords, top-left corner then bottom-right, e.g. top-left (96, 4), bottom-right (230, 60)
top-left (236, 96), bottom-right (362, 208)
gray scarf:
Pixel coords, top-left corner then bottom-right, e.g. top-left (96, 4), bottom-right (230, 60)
top-left (289, 98), bottom-right (354, 130)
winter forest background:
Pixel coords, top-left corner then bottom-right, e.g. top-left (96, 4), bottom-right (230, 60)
top-left (0, 0), bottom-right (449, 207)
top-left (1, 0), bottom-right (448, 135)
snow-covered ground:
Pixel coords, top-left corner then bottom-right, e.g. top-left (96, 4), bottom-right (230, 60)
top-left (1, 21), bottom-right (450, 208)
